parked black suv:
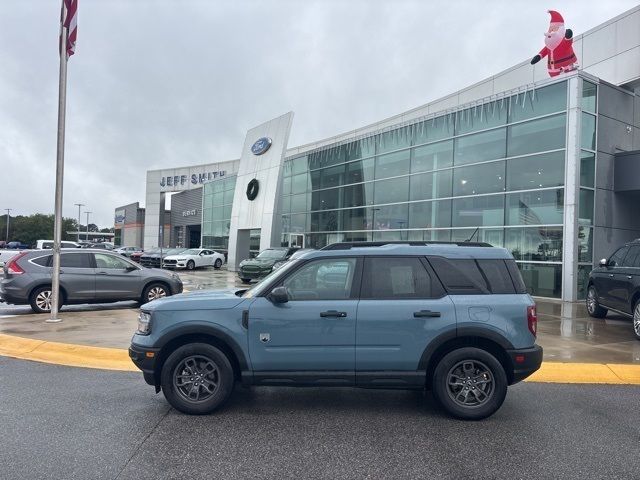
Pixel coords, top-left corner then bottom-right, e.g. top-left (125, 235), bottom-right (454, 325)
top-left (586, 239), bottom-right (640, 340)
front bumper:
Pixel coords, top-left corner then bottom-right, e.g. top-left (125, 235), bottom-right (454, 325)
top-left (129, 343), bottom-right (160, 386)
top-left (238, 269), bottom-right (271, 280)
top-left (507, 345), bottom-right (543, 384)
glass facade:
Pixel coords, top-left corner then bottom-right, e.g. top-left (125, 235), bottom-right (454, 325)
top-left (201, 175), bottom-right (237, 252)
top-left (280, 81), bottom-right (571, 297)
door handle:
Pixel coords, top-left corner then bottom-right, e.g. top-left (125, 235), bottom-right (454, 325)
top-left (609, 274), bottom-right (614, 277)
top-left (59, 270), bottom-right (64, 274)
top-left (414, 310), bottom-right (441, 318)
top-left (97, 271), bottom-right (108, 275)
top-left (320, 310), bottom-right (347, 318)
top-left (627, 275), bottom-right (633, 279)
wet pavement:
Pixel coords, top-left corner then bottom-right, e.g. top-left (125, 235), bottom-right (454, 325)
top-left (1, 268), bottom-right (639, 363)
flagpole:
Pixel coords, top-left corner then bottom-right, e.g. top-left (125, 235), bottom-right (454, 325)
top-left (48, 0), bottom-right (69, 323)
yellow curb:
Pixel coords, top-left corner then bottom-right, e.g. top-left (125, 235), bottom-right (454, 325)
top-left (1, 332), bottom-right (640, 383)
top-left (0, 333), bottom-right (137, 372)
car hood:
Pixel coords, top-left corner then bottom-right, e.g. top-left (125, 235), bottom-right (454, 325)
top-left (143, 289), bottom-right (244, 311)
top-left (163, 254), bottom-right (192, 260)
top-left (240, 258), bottom-right (279, 267)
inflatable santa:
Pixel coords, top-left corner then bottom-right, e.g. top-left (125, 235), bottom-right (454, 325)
top-left (531, 10), bottom-right (578, 77)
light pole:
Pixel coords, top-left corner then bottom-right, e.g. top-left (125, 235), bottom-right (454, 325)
top-left (85, 211), bottom-right (92, 242)
top-left (4, 208), bottom-right (11, 242)
top-left (74, 203), bottom-right (84, 242)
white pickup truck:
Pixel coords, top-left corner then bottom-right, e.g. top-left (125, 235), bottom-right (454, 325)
top-left (0, 249), bottom-right (25, 268)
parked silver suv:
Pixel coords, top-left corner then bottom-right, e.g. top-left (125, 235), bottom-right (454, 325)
top-left (1, 249), bottom-right (183, 313)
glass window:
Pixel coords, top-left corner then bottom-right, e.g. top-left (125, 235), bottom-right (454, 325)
top-left (517, 262), bottom-right (562, 298)
top-left (410, 169), bottom-right (452, 201)
top-left (343, 183), bottom-right (374, 208)
top-left (311, 188), bottom-right (340, 211)
top-left (211, 190), bottom-right (224, 206)
top-left (407, 229), bottom-right (452, 242)
top-left (211, 180), bottom-right (223, 194)
top-left (581, 81), bottom-right (597, 114)
top-left (310, 210), bottom-right (340, 231)
top-left (453, 161), bottom-right (505, 196)
top-left (309, 170), bottom-right (321, 190)
top-left (580, 151), bottom-right (595, 188)
top-left (346, 158), bottom-right (374, 184)
top-left (377, 126), bottom-right (412, 154)
top-left (60, 253), bottom-right (92, 268)
top-left (505, 260), bottom-right (527, 293)
top-left (456, 101), bottom-right (507, 135)
top-left (579, 189), bottom-right (594, 226)
top-left (581, 113), bottom-right (596, 150)
top-left (623, 245), bottom-right (640, 268)
top-left (291, 173), bottom-right (309, 195)
top-left (375, 150), bottom-right (410, 180)
top-left (363, 257), bottom-right (439, 299)
top-left (454, 128), bottom-right (506, 166)
top-left (281, 196), bottom-right (291, 215)
top-left (506, 151), bottom-right (565, 191)
top-left (505, 227), bottom-right (563, 262)
top-left (413, 115), bottom-right (454, 144)
top-left (506, 189), bottom-right (564, 225)
top-left (374, 176), bottom-right (410, 205)
top-left (32, 255), bottom-right (52, 267)
top-left (371, 204), bottom-right (409, 230)
top-left (292, 156), bottom-right (308, 175)
top-left (94, 253), bottom-right (131, 269)
top-left (290, 193), bottom-right (308, 213)
top-left (288, 214), bottom-right (308, 232)
top-left (509, 81), bottom-right (567, 123)
top-left (320, 165), bottom-right (345, 189)
top-left (223, 187), bottom-right (234, 205)
top-left (344, 139), bottom-right (375, 162)
top-left (450, 227), bottom-right (503, 246)
top-left (577, 264), bottom-right (591, 300)
top-left (222, 205), bottom-right (232, 219)
top-left (578, 226), bottom-right (593, 263)
top-left (609, 246), bottom-right (629, 267)
top-left (282, 258), bottom-right (357, 300)
top-left (428, 257), bottom-right (489, 295)
top-left (342, 208), bottom-right (368, 231)
top-left (476, 260), bottom-right (516, 294)
top-left (452, 194), bottom-right (505, 227)
top-left (507, 114), bottom-right (566, 157)
top-left (411, 140), bottom-right (453, 173)
top-left (408, 200), bottom-right (452, 228)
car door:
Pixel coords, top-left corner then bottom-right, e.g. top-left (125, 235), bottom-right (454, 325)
top-left (616, 245), bottom-right (640, 314)
top-left (355, 257), bottom-right (455, 385)
top-left (200, 250), bottom-right (214, 267)
top-left (598, 246), bottom-right (630, 310)
top-left (59, 252), bottom-right (95, 301)
top-left (92, 252), bottom-right (141, 300)
top-left (247, 256), bottom-right (361, 381)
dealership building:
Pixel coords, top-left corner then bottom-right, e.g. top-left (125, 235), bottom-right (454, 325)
top-left (115, 6), bottom-right (640, 302)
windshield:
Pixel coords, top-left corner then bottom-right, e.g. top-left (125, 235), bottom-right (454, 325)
top-left (165, 248), bottom-right (186, 255)
top-left (182, 249), bottom-right (201, 256)
top-left (257, 249), bottom-right (287, 260)
top-left (241, 260), bottom-right (299, 298)
top-left (144, 248), bottom-right (161, 254)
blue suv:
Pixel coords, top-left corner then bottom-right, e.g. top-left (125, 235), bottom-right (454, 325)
top-left (130, 242), bottom-right (542, 420)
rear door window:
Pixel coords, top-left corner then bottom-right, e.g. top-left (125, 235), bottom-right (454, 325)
top-left (361, 257), bottom-right (444, 299)
top-left (622, 246), bottom-right (640, 268)
top-left (476, 260), bottom-right (516, 294)
top-left (428, 257), bottom-right (518, 294)
top-left (608, 246), bottom-right (629, 267)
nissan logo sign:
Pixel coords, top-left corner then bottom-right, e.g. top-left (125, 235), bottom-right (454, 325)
top-left (251, 137), bottom-right (272, 155)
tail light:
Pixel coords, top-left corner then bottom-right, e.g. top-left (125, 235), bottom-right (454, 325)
top-left (527, 305), bottom-right (537, 337)
top-left (5, 252), bottom-right (28, 275)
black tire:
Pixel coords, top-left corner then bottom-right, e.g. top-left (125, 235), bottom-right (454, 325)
top-left (29, 286), bottom-right (59, 314)
top-left (586, 285), bottom-right (607, 318)
top-left (432, 347), bottom-right (507, 420)
top-left (633, 299), bottom-right (640, 341)
top-left (186, 260), bottom-right (195, 271)
top-left (141, 282), bottom-right (170, 304)
top-left (161, 343), bottom-right (234, 415)
top-left (214, 258), bottom-right (222, 269)
top-left (240, 278), bottom-right (252, 284)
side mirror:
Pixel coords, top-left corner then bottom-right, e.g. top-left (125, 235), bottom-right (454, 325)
top-left (599, 258), bottom-right (607, 267)
top-left (268, 286), bottom-right (289, 304)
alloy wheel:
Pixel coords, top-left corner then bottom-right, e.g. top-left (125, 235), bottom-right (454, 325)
top-left (634, 304), bottom-right (640, 337)
top-left (587, 287), bottom-right (597, 314)
top-left (446, 360), bottom-right (494, 407)
top-left (35, 290), bottom-right (53, 312)
top-left (173, 355), bottom-right (220, 403)
top-left (147, 286), bottom-right (167, 301)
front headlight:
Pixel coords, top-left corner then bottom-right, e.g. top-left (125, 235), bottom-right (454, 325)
top-left (137, 311), bottom-right (152, 335)
top-left (177, 258), bottom-right (186, 261)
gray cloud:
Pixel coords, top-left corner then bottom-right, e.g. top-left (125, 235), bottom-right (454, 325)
top-left (1, 0), bottom-right (636, 226)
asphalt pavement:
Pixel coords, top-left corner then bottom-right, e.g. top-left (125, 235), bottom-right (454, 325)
top-left (1, 356), bottom-right (639, 480)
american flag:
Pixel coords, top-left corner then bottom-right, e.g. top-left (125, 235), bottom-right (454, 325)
top-left (60, 0), bottom-right (78, 57)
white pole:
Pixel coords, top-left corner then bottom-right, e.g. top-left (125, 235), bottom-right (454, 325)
top-left (74, 203), bottom-right (84, 242)
top-left (4, 208), bottom-right (10, 243)
top-left (85, 211), bottom-right (92, 241)
top-left (48, 0), bottom-right (69, 323)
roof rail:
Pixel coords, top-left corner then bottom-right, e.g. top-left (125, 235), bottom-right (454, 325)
top-left (320, 241), bottom-right (493, 250)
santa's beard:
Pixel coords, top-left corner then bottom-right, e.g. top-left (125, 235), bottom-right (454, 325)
top-left (544, 25), bottom-right (565, 50)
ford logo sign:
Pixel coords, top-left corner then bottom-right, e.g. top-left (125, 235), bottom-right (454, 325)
top-left (251, 137), bottom-right (272, 156)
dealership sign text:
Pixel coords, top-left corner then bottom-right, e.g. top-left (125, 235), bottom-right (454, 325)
top-left (160, 171), bottom-right (226, 187)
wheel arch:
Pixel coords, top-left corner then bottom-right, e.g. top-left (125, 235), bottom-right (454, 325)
top-left (28, 283), bottom-right (68, 303)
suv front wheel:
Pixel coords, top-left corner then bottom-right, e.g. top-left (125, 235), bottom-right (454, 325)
top-left (161, 343), bottom-right (234, 415)
top-left (432, 347), bottom-right (507, 420)
top-left (586, 285), bottom-right (608, 318)
top-left (633, 300), bottom-right (640, 341)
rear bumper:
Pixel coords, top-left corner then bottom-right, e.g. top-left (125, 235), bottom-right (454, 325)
top-left (507, 345), bottom-right (543, 384)
top-left (129, 343), bottom-right (160, 386)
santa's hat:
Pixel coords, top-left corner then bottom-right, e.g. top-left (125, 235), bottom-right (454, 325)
top-left (548, 10), bottom-right (565, 26)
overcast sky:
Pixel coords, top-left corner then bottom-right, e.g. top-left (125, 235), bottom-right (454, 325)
top-left (1, 0), bottom-right (637, 227)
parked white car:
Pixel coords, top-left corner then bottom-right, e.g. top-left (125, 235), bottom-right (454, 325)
top-left (162, 248), bottom-right (225, 270)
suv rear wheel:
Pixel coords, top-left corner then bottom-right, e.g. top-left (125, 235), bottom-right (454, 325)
top-left (586, 285), bottom-right (608, 318)
top-left (432, 347), bottom-right (507, 420)
top-left (161, 343), bottom-right (234, 414)
top-left (29, 286), bottom-right (61, 314)
top-left (633, 300), bottom-right (640, 341)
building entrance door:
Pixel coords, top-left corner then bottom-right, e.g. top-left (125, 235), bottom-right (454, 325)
top-left (289, 234), bottom-right (305, 248)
